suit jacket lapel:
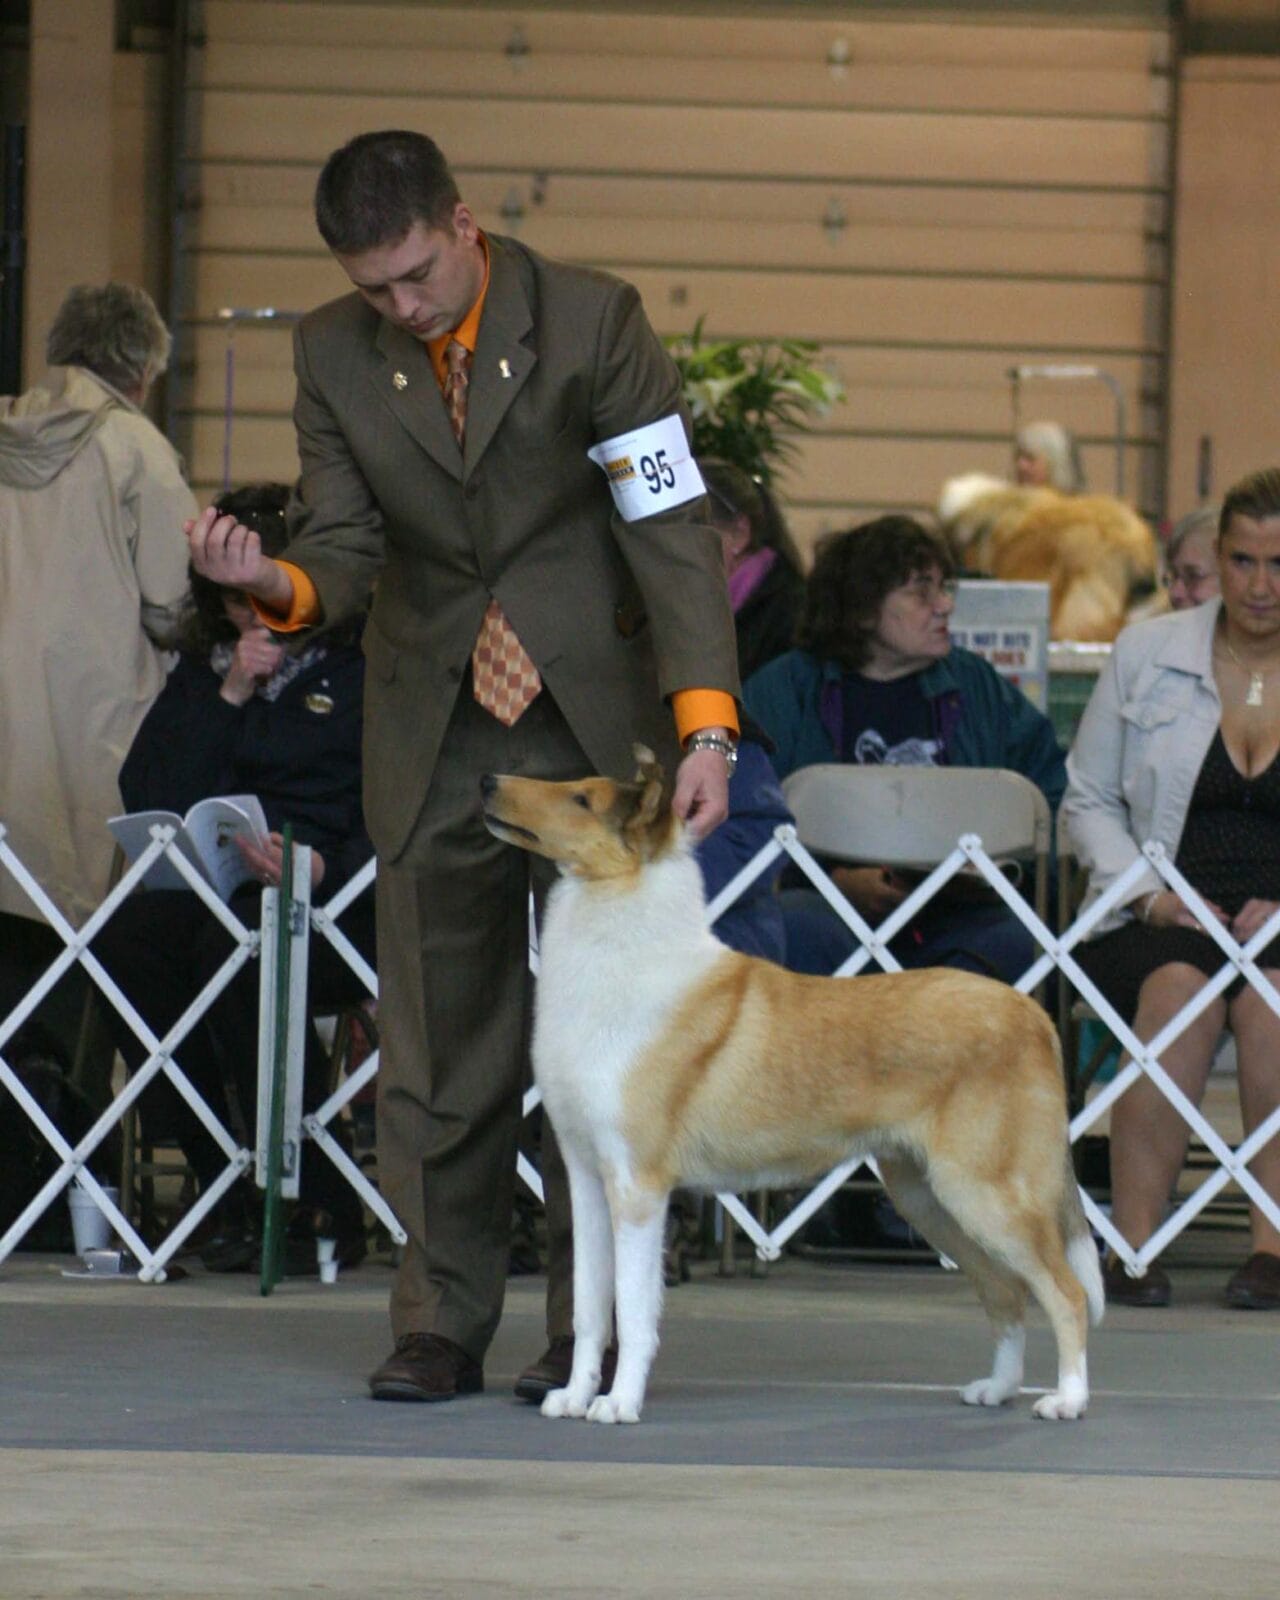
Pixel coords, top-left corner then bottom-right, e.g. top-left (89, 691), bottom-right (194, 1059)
top-left (371, 320), bottom-right (462, 481)
top-left (464, 239), bottom-right (535, 472)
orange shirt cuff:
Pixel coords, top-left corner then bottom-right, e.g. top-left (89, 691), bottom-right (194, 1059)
top-left (671, 689), bottom-right (740, 746)
top-left (250, 561), bottom-right (320, 632)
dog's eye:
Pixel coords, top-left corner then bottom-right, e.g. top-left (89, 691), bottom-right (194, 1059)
top-left (573, 793), bottom-right (592, 810)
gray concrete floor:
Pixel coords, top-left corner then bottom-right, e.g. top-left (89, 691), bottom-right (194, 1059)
top-left (1, 1233), bottom-right (1276, 1599)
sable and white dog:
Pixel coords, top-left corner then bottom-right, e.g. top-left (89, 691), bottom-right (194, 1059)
top-left (481, 752), bottom-right (1103, 1426)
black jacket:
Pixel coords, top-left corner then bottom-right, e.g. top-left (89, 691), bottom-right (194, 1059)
top-left (120, 644), bottom-right (372, 896)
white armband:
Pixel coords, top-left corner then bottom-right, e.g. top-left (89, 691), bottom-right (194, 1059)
top-left (587, 414), bottom-right (705, 521)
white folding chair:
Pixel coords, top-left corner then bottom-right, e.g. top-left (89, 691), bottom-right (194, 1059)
top-left (782, 763), bottom-right (1051, 933)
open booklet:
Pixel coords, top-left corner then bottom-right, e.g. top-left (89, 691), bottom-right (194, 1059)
top-left (107, 795), bottom-right (269, 901)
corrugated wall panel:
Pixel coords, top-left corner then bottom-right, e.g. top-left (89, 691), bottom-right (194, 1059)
top-left (183, 1), bottom-right (1173, 537)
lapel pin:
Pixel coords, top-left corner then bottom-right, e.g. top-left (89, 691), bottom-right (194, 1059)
top-left (392, 371), bottom-right (408, 390)
top-left (499, 358), bottom-right (512, 380)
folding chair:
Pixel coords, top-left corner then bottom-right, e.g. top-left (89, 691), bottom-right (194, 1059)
top-left (782, 763), bottom-right (1051, 934)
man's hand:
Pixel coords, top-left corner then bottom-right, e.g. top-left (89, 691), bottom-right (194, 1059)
top-left (186, 506), bottom-right (294, 611)
top-left (671, 731), bottom-right (732, 840)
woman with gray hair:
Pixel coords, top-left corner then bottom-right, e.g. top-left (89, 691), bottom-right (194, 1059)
top-left (1014, 419), bottom-right (1086, 494)
top-left (1163, 504), bottom-right (1221, 611)
top-left (0, 283), bottom-right (195, 961)
top-left (45, 281), bottom-right (173, 402)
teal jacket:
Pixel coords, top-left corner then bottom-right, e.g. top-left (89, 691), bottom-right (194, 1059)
top-left (742, 647), bottom-right (1066, 813)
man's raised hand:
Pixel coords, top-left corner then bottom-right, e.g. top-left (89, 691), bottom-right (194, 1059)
top-left (185, 506), bottom-right (293, 611)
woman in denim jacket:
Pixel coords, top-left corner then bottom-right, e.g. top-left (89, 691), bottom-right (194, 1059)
top-left (1063, 468), bottom-right (1280, 1310)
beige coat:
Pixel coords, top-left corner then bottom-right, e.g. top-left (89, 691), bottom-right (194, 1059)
top-left (0, 367), bottom-right (196, 925)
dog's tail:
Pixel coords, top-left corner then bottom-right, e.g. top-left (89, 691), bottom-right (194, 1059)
top-left (1060, 1149), bottom-right (1106, 1326)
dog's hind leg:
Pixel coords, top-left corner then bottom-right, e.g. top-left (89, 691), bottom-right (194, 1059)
top-left (586, 1187), bottom-right (667, 1425)
top-left (878, 1154), bottom-right (1029, 1409)
top-left (542, 1156), bottom-right (615, 1421)
top-left (1016, 1246), bottom-right (1090, 1422)
top-left (924, 1160), bottom-right (1091, 1421)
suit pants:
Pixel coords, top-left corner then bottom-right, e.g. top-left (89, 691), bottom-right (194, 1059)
top-left (375, 675), bottom-right (587, 1359)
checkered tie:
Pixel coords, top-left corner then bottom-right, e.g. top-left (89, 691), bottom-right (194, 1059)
top-left (443, 340), bottom-right (542, 727)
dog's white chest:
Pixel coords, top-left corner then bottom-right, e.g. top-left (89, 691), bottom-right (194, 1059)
top-left (531, 860), bottom-right (720, 1139)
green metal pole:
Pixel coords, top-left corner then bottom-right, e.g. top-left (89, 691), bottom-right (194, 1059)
top-left (259, 823), bottom-right (293, 1296)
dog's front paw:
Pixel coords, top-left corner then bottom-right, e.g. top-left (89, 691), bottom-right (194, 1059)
top-left (541, 1384), bottom-right (593, 1420)
top-left (585, 1389), bottom-right (641, 1425)
top-left (1032, 1385), bottom-right (1087, 1422)
top-left (961, 1377), bottom-right (1018, 1408)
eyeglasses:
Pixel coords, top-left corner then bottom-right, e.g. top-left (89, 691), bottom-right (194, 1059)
top-left (1163, 567), bottom-right (1215, 589)
top-left (898, 575), bottom-right (958, 606)
top-left (705, 482), bottom-right (741, 521)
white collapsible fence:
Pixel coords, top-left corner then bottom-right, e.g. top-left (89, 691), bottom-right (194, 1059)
top-left (256, 855), bottom-right (406, 1250)
top-left (1, 821), bottom-right (257, 1281)
top-left (4, 816), bottom-right (1277, 1282)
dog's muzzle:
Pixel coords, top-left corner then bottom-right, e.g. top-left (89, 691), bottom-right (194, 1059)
top-left (479, 774), bottom-right (539, 844)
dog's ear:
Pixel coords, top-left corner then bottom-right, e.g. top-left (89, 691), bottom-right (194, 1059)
top-left (633, 770), bottom-right (666, 830)
top-left (615, 767), bottom-right (670, 851)
top-left (630, 742), bottom-right (665, 789)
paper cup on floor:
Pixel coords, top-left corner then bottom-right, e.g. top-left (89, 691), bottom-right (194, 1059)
top-left (68, 1183), bottom-right (118, 1256)
top-left (317, 1236), bottom-right (338, 1283)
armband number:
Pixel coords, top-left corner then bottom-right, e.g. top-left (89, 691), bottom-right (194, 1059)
top-left (588, 414), bottom-right (704, 521)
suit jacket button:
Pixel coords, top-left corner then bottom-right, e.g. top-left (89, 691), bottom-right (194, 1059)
top-left (465, 481), bottom-right (482, 500)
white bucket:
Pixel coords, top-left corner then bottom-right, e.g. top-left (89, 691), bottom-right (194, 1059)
top-left (67, 1183), bottom-right (119, 1256)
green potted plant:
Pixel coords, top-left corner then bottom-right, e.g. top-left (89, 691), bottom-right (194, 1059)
top-left (665, 317), bottom-right (844, 486)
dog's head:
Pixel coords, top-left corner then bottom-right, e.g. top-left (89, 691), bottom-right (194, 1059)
top-left (480, 745), bottom-right (676, 879)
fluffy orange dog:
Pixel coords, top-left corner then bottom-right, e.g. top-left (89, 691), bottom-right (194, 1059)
top-left (481, 751), bottom-right (1103, 1425)
top-left (940, 472), bottom-right (1161, 642)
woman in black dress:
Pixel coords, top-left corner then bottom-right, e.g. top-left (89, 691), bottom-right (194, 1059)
top-left (1064, 468), bottom-right (1280, 1309)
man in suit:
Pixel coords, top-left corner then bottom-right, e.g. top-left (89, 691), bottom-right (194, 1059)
top-left (187, 131), bottom-right (740, 1402)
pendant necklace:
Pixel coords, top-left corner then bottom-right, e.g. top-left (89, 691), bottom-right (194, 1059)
top-left (1220, 636), bottom-right (1279, 708)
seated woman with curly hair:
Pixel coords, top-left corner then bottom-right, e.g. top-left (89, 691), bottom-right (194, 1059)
top-left (744, 514), bottom-right (1065, 986)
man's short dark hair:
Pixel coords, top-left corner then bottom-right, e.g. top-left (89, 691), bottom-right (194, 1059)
top-left (314, 130), bottom-right (461, 254)
top-left (797, 515), bottom-right (954, 671)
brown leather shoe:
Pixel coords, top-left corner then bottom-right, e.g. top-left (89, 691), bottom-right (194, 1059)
top-left (368, 1333), bottom-right (484, 1402)
top-left (1225, 1251), bottom-right (1280, 1310)
top-left (513, 1335), bottom-right (618, 1403)
top-left (1103, 1253), bottom-right (1171, 1307)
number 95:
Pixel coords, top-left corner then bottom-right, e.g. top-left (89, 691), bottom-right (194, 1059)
top-left (640, 450), bottom-right (676, 494)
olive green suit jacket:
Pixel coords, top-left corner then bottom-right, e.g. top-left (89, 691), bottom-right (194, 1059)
top-left (282, 233), bottom-right (739, 861)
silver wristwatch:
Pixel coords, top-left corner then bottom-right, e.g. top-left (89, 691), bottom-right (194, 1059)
top-left (684, 731), bottom-right (738, 775)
